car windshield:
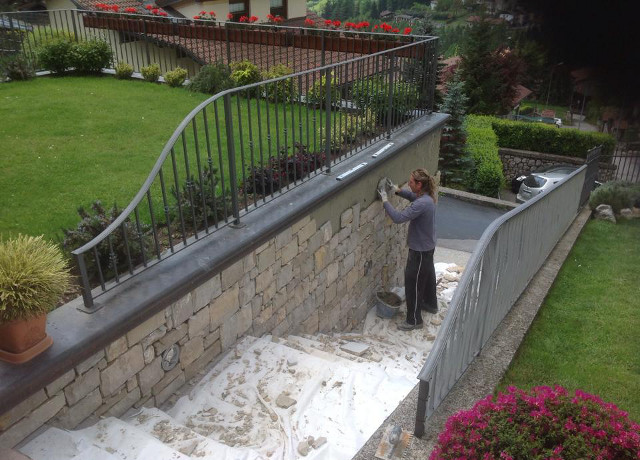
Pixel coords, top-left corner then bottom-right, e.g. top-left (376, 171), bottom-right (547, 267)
top-left (523, 175), bottom-right (547, 188)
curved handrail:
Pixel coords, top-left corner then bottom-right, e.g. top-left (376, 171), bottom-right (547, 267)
top-left (71, 36), bottom-right (436, 255)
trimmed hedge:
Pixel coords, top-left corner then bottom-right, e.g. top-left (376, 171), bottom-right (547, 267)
top-left (464, 115), bottom-right (504, 197)
top-left (491, 118), bottom-right (616, 157)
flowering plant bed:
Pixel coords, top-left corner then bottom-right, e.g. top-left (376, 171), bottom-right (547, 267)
top-left (430, 385), bottom-right (640, 460)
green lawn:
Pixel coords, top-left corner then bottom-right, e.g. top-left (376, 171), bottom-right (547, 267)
top-left (498, 219), bottom-right (640, 421)
top-left (0, 76), bottom-right (330, 242)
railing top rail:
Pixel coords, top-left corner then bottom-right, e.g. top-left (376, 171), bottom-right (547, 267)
top-left (3, 9), bottom-right (438, 42)
top-left (71, 37), bottom-right (434, 256)
top-left (417, 164), bottom-right (588, 382)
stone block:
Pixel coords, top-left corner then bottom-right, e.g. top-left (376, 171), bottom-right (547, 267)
top-left (105, 335), bottom-right (128, 362)
top-left (155, 373), bottom-right (186, 406)
top-left (152, 366), bottom-right (182, 396)
top-left (291, 216), bottom-right (310, 234)
top-left (203, 327), bottom-right (220, 349)
top-left (100, 345), bottom-right (145, 396)
top-left (255, 267), bottom-right (274, 294)
top-left (275, 227), bottom-right (293, 250)
top-left (106, 387), bottom-right (140, 418)
top-left (314, 246), bottom-right (328, 273)
top-left (168, 294), bottom-right (194, 331)
top-left (276, 263), bottom-right (294, 291)
top-left (238, 277), bottom-right (256, 307)
top-left (180, 336), bottom-right (204, 368)
top-left (56, 389), bottom-right (102, 430)
top-left (352, 203), bottom-right (361, 230)
top-left (297, 220), bottom-right (316, 245)
top-left (188, 306), bottom-right (210, 338)
top-left (307, 230), bottom-right (325, 255)
top-left (302, 311), bottom-right (319, 334)
top-left (140, 326), bottom-right (168, 350)
top-left (75, 350), bottom-right (105, 375)
top-left (0, 394), bottom-right (65, 449)
top-left (342, 252), bottom-right (355, 274)
top-left (45, 369), bottom-right (75, 398)
top-left (0, 390), bottom-right (47, 431)
top-left (184, 341), bottom-right (222, 381)
top-left (65, 367), bottom-right (100, 406)
top-left (143, 346), bottom-right (155, 364)
top-left (263, 281), bottom-right (277, 304)
top-left (340, 208), bottom-right (353, 228)
top-left (255, 240), bottom-right (271, 254)
top-left (281, 238), bottom-right (299, 265)
top-left (155, 323), bottom-right (188, 355)
top-left (237, 305), bottom-right (253, 338)
top-left (209, 284), bottom-right (240, 330)
top-left (222, 258), bottom-right (244, 290)
top-left (243, 252), bottom-right (256, 273)
top-left (326, 261), bottom-right (339, 286)
top-left (138, 357), bottom-right (164, 397)
top-left (193, 275), bottom-right (221, 311)
top-left (325, 282), bottom-right (337, 305)
top-left (127, 310), bottom-right (166, 347)
top-left (257, 244), bottom-right (276, 271)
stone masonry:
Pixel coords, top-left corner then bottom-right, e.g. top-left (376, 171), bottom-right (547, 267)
top-left (0, 196), bottom-right (411, 448)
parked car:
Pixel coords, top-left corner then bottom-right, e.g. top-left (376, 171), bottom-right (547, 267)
top-left (515, 165), bottom-right (579, 203)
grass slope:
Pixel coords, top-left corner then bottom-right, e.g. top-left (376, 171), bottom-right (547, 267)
top-left (499, 219), bottom-right (640, 421)
top-left (0, 76), bottom-right (209, 240)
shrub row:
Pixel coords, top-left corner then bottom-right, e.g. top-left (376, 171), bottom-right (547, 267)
top-left (464, 115), bottom-right (504, 197)
top-left (491, 117), bottom-right (616, 157)
top-left (37, 38), bottom-right (113, 74)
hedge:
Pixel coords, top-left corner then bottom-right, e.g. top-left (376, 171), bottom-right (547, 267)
top-left (491, 118), bottom-right (615, 157)
top-left (464, 115), bottom-right (504, 197)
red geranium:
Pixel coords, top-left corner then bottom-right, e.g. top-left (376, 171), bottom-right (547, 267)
top-left (209, 11), bottom-right (216, 16)
top-left (124, 7), bottom-right (136, 12)
top-left (239, 15), bottom-right (248, 22)
top-left (111, 5), bottom-right (119, 11)
top-left (403, 27), bottom-right (412, 35)
top-left (227, 12), bottom-right (233, 20)
top-left (193, 15), bottom-right (201, 19)
top-left (392, 27), bottom-right (399, 33)
top-left (274, 15), bottom-right (283, 23)
top-left (332, 20), bottom-right (340, 27)
top-left (249, 15), bottom-right (258, 23)
top-left (145, 4), bottom-right (153, 10)
top-left (304, 18), bottom-right (315, 26)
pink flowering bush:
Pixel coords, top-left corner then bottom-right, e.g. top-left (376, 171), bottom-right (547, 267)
top-left (430, 386), bottom-right (640, 460)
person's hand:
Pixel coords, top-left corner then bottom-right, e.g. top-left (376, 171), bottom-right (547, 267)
top-left (378, 189), bottom-right (388, 202)
top-left (386, 178), bottom-right (400, 194)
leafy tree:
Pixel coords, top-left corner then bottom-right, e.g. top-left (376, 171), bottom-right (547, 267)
top-left (438, 73), bottom-right (473, 187)
top-left (459, 18), bottom-right (524, 114)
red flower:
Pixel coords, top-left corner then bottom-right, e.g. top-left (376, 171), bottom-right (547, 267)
top-left (324, 19), bottom-right (332, 25)
top-left (227, 12), bottom-right (233, 20)
top-left (111, 5), bottom-right (119, 11)
top-left (152, 8), bottom-right (159, 14)
top-left (145, 4), bottom-right (153, 10)
top-left (124, 7), bottom-right (136, 12)
top-left (158, 11), bottom-right (167, 16)
top-left (274, 15), bottom-right (283, 23)
top-left (239, 15), bottom-right (248, 22)
top-left (209, 11), bottom-right (216, 16)
top-left (193, 15), bottom-right (201, 19)
top-left (267, 13), bottom-right (274, 20)
top-left (304, 18), bottom-right (315, 26)
top-left (373, 24), bottom-right (378, 30)
top-left (332, 20), bottom-right (341, 27)
top-left (361, 21), bottom-right (369, 27)
top-left (403, 27), bottom-right (412, 35)
top-left (249, 15), bottom-right (258, 22)
top-left (392, 27), bottom-right (399, 33)
top-left (199, 10), bottom-right (206, 15)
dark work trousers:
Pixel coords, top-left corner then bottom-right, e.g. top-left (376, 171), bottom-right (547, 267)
top-left (404, 248), bottom-right (437, 325)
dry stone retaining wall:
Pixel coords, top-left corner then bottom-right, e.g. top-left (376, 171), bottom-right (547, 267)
top-left (0, 181), bottom-right (413, 449)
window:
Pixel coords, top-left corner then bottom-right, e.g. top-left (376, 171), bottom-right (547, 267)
top-left (229, 0), bottom-right (247, 20)
top-left (269, 0), bottom-right (287, 19)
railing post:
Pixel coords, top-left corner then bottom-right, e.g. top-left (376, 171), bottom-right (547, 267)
top-left (74, 252), bottom-right (95, 311)
top-left (225, 23), bottom-right (232, 65)
top-left (320, 29), bottom-right (326, 67)
top-left (386, 51), bottom-right (396, 139)
top-left (414, 380), bottom-right (429, 438)
top-left (142, 19), bottom-right (151, 66)
top-left (324, 67), bottom-right (332, 173)
top-left (223, 94), bottom-right (241, 226)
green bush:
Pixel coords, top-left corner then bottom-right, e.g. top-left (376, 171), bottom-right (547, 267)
top-left (230, 60), bottom-right (262, 90)
top-left (352, 76), bottom-right (419, 126)
top-left (141, 63), bottom-right (161, 83)
top-left (464, 115), bottom-right (504, 197)
top-left (62, 201), bottom-right (153, 283)
top-left (36, 38), bottom-right (73, 74)
top-left (187, 62), bottom-right (233, 94)
top-left (491, 118), bottom-right (616, 157)
top-left (589, 181), bottom-right (640, 213)
top-left (263, 64), bottom-right (296, 103)
top-left (0, 55), bottom-right (34, 81)
top-left (0, 235), bottom-right (71, 323)
top-left (164, 67), bottom-right (188, 87)
top-left (323, 109), bottom-right (377, 151)
top-left (305, 71), bottom-right (341, 108)
top-left (114, 61), bottom-right (133, 79)
top-left (70, 39), bottom-right (112, 74)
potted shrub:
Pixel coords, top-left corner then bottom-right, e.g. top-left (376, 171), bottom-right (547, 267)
top-left (0, 235), bottom-right (71, 364)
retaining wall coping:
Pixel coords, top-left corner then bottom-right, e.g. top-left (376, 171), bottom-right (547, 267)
top-left (0, 113), bottom-right (449, 416)
top-left (499, 147), bottom-right (616, 170)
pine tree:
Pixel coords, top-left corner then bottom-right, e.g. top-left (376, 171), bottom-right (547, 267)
top-left (438, 73), bottom-right (473, 187)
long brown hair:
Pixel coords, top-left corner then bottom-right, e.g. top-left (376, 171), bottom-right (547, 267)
top-left (411, 168), bottom-right (438, 203)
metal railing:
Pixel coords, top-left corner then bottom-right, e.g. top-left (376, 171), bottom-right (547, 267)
top-left (414, 149), bottom-right (600, 436)
top-left (1, 9), bottom-right (433, 77)
top-left (42, 35), bottom-right (436, 310)
top-left (610, 143), bottom-right (640, 183)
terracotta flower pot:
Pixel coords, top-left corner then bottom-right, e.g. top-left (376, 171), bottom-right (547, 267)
top-left (0, 314), bottom-right (53, 364)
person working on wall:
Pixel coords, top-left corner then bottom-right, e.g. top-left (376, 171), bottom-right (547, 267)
top-left (378, 169), bottom-right (438, 331)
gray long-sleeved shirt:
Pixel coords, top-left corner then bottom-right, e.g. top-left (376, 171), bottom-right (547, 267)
top-left (383, 189), bottom-right (436, 252)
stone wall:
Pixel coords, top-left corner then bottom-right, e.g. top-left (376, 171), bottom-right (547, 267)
top-left (499, 148), bottom-right (617, 182)
top-left (0, 114), bottom-right (446, 448)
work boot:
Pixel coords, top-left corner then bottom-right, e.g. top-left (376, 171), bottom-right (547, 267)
top-left (397, 321), bottom-right (423, 331)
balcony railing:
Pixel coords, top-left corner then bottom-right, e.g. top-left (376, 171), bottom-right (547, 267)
top-left (0, 9), bottom-right (438, 310)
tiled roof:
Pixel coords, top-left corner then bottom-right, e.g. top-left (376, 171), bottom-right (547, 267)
top-left (71, 0), bottom-right (172, 15)
top-left (540, 109), bottom-right (555, 118)
top-left (511, 84), bottom-right (532, 106)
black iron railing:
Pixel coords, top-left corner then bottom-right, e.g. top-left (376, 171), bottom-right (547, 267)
top-left (2, 13), bottom-right (437, 309)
